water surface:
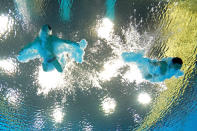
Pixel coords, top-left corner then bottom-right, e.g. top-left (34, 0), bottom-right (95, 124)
top-left (0, 0), bottom-right (196, 130)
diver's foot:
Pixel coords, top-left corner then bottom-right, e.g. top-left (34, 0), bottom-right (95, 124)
top-left (52, 59), bottom-right (63, 72)
top-left (42, 63), bottom-right (48, 72)
top-left (122, 52), bottom-right (142, 62)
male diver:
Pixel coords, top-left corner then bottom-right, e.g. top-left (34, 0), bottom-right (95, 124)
top-left (17, 24), bottom-right (87, 72)
top-left (122, 52), bottom-right (184, 82)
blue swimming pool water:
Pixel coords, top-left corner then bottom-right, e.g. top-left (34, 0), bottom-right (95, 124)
top-left (0, 0), bottom-right (196, 130)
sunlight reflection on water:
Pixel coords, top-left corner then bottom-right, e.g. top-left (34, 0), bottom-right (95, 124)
top-left (5, 88), bottom-right (23, 107)
top-left (101, 97), bottom-right (116, 115)
top-left (138, 92), bottom-right (151, 105)
top-left (97, 18), bottom-right (114, 40)
top-left (51, 106), bottom-right (64, 123)
top-left (0, 14), bottom-right (14, 39)
top-left (0, 58), bottom-right (18, 75)
top-left (33, 116), bottom-right (44, 130)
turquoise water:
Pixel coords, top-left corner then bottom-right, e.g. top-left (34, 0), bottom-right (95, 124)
top-left (0, 0), bottom-right (196, 130)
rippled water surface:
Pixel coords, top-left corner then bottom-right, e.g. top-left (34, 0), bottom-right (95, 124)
top-left (0, 0), bottom-right (197, 130)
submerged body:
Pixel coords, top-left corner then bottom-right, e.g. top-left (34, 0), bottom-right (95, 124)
top-left (17, 25), bottom-right (87, 72)
top-left (122, 52), bottom-right (184, 82)
top-left (58, 0), bottom-right (74, 21)
top-left (105, 0), bottom-right (117, 20)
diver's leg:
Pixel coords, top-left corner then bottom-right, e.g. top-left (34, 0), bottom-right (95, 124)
top-left (51, 59), bottom-right (63, 72)
top-left (42, 62), bottom-right (48, 72)
top-left (122, 52), bottom-right (144, 63)
top-left (144, 74), bottom-right (152, 79)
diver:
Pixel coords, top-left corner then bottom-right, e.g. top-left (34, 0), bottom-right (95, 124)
top-left (17, 24), bottom-right (87, 72)
top-left (122, 51), bottom-right (184, 82)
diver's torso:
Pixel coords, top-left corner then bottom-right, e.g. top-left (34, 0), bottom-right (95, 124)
top-left (38, 36), bottom-right (55, 62)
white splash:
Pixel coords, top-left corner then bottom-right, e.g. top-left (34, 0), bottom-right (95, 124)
top-left (122, 63), bottom-right (145, 84)
top-left (0, 14), bottom-right (14, 38)
top-left (36, 66), bottom-right (65, 95)
top-left (0, 58), bottom-right (18, 75)
top-left (157, 82), bottom-right (168, 92)
top-left (98, 58), bottom-right (124, 81)
top-left (122, 22), bottom-right (142, 52)
top-left (14, 0), bottom-right (31, 25)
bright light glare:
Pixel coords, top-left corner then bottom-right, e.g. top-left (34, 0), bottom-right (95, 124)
top-left (83, 126), bottom-right (93, 131)
top-left (101, 97), bottom-right (116, 115)
top-left (0, 15), bottom-right (14, 36)
top-left (133, 113), bottom-right (142, 123)
top-left (5, 88), bottom-right (22, 106)
top-left (36, 67), bottom-right (65, 95)
top-left (33, 117), bottom-right (44, 129)
top-left (97, 18), bottom-right (114, 40)
top-left (138, 93), bottom-right (151, 105)
top-left (52, 107), bottom-right (64, 123)
top-left (99, 59), bottom-right (124, 81)
top-left (0, 58), bottom-right (17, 75)
top-left (81, 121), bottom-right (93, 131)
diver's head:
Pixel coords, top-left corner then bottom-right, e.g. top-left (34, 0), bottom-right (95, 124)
top-left (171, 57), bottom-right (183, 70)
top-left (39, 24), bottom-right (52, 38)
top-left (42, 24), bottom-right (52, 35)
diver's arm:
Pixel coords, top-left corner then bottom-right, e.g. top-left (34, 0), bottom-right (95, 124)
top-left (20, 39), bottom-right (38, 51)
top-left (18, 38), bottom-right (40, 54)
top-left (17, 38), bottom-right (40, 62)
top-left (174, 70), bottom-right (184, 78)
top-left (52, 36), bottom-right (80, 47)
